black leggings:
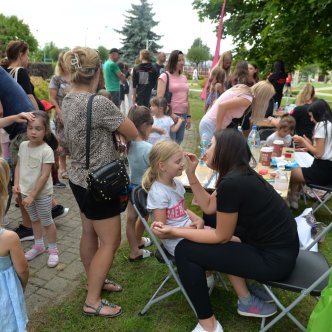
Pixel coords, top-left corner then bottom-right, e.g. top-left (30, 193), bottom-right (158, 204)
top-left (175, 240), bottom-right (298, 319)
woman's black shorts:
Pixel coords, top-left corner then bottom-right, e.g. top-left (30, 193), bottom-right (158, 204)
top-left (69, 181), bottom-right (121, 220)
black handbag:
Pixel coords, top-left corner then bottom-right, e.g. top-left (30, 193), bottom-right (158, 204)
top-left (85, 94), bottom-right (129, 203)
top-left (164, 72), bottom-right (172, 104)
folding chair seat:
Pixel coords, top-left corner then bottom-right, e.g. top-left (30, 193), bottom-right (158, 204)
top-left (131, 185), bottom-right (197, 316)
top-left (259, 249), bottom-right (331, 331)
top-left (306, 183), bottom-right (332, 215)
top-left (258, 128), bottom-right (276, 141)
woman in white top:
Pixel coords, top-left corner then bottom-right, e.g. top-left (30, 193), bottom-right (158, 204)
top-left (290, 99), bottom-right (332, 209)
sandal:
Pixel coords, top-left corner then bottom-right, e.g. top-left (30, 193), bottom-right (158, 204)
top-left (86, 279), bottom-right (122, 293)
top-left (138, 237), bottom-right (152, 249)
top-left (129, 249), bottom-right (153, 262)
top-left (102, 279), bottom-right (122, 292)
top-left (61, 171), bottom-right (69, 179)
top-left (83, 299), bottom-right (122, 318)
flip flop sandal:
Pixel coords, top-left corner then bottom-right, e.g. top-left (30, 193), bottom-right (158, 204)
top-left (61, 171), bottom-right (69, 179)
top-left (83, 299), bottom-right (122, 318)
top-left (102, 279), bottom-right (123, 292)
top-left (138, 237), bottom-right (152, 249)
top-left (128, 249), bottom-right (153, 262)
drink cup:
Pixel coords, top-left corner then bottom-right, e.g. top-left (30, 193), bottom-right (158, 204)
top-left (273, 140), bottom-right (284, 157)
top-left (260, 147), bottom-right (273, 166)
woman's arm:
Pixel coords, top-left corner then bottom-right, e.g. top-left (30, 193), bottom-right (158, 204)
top-left (215, 97), bottom-right (251, 130)
top-left (157, 77), bottom-right (166, 98)
top-left (184, 152), bottom-right (217, 214)
top-left (293, 135), bottom-right (325, 158)
top-left (8, 232), bottom-right (29, 291)
top-left (0, 113), bottom-right (35, 128)
top-left (27, 94), bottom-right (39, 110)
top-left (152, 211), bottom-right (237, 244)
top-left (116, 118), bottom-right (138, 142)
top-left (49, 88), bottom-right (63, 124)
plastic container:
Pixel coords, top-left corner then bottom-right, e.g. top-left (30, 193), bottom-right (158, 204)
top-left (274, 168), bottom-right (288, 191)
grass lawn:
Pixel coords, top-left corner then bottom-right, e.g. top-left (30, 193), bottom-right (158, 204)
top-left (29, 92), bottom-right (332, 332)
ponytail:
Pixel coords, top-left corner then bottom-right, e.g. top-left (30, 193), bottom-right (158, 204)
top-left (0, 158), bottom-right (10, 224)
top-left (141, 167), bottom-right (157, 192)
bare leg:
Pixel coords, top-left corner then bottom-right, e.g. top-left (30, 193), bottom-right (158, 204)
top-left (30, 220), bottom-right (43, 240)
top-left (228, 275), bottom-right (249, 297)
top-left (44, 223), bottom-right (57, 244)
top-left (290, 167), bottom-right (305, 194)
top-left (126, 202), bottom-right (141, 258)
top-left (80, 212), bottom-right (98, 274)
top-left (135, 217), bottom-right (146, 246)
top-left (59, 155), bottom-right (67, 173)
top-left (17, 193), bottom-right (32, 228)
top-left (84, 214), bottom-right (121, 315)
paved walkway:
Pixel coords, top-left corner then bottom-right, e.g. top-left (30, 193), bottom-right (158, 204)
top-left (6, 125), bottom-right (198, 316)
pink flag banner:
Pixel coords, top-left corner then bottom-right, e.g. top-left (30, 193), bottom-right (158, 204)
top-left (200, 0), bottom-right (227, 100)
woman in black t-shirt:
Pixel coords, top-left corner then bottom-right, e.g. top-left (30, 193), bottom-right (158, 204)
top-left (152, 129), bottom-right (299, 332)
top-left (0, 40), bottom-right (44, 111)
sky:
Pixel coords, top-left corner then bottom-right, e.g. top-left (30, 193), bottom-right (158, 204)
top-left (1, 0), bottom-right (234, 55)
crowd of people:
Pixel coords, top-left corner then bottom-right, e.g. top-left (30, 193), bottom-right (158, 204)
top-left (0, 40), bottom-right (331, 332)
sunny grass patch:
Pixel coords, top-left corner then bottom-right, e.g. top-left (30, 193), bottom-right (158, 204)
top-left (30, 92), bottom-right (332, 332)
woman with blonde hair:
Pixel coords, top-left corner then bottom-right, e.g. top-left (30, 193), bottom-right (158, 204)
top-left (49, 52), bottom-right (71, 180)
top-left (61, 47), bottom-right (137, 317)
top-left (199, 81), bottom-right (275, 143)
top-left (214, 51), bottom-right (232, 85)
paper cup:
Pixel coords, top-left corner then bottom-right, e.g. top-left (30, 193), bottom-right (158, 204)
top-left (260, 147), bottom-right (273, 166)
top-left (273, 140), bottom-right (284, 157)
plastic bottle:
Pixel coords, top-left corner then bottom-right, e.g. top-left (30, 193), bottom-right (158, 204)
top-left (247, 125), bottom-right (261, 165)
top-left (199, 140), bottom-right (209, 164)
top-left (274, 102), bottom-right (279, 113)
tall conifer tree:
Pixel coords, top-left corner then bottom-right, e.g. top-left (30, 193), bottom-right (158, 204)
top-left (115, 0), bottom-right (162, 64)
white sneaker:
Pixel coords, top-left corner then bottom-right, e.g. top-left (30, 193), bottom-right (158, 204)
top-left (192, 321), bottom-right (223, 332)
top-left (206, 274), bottom-right (215, 289)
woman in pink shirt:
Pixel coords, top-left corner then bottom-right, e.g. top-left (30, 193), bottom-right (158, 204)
top-left (157, 50), bottom-right (190, 145)
top-left (199, 81), bottom-right (275, 143)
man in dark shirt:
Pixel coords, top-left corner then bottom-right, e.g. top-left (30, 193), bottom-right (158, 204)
top-left (132, 49), bottom-right (159, 107)
top-left (151, 52), bottom-right (166, 97)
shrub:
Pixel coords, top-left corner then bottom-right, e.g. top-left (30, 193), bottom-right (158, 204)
top-left (198, 78), bottom-right (207, 88)
top-left (31, 76), bottom-right (49, 101)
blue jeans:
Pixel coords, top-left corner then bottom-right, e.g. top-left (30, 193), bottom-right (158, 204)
top-left (0, 67), bottom-right (34, 139)
top-left (170, 113), bottom-right (187, 145)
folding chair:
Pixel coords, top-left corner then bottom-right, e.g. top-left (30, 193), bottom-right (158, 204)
top-left (306, 183), bottom-right (332, 216)
top-left (259, 243), bottom-right (331, 331)
top-left (131, 185), bottom-right (197, 316)
top-left (258, 128), bottom-right (276, 141)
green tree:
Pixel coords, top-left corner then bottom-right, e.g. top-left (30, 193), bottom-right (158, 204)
top-left (115, 0), bottom-right (162, 64)
top-left (193, 0), bottom-right (332, 71)
top-left (0, 14), bottom-right (38, 58)
top-left (97, 46), bottom-right (109, 63)
top-left (186, 38), bottom-right (211, 68)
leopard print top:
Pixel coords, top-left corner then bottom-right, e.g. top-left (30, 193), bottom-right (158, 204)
top-left (62, 92), bottom-right (124, 188)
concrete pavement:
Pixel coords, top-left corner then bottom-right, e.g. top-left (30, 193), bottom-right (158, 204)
top-left (5, 124), bottom-right (198, 316)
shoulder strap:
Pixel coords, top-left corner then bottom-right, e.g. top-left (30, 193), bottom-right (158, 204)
top-left (85, 94), bottom-right (97, 170)
top-left (165, 72), bottom-right (170, 92)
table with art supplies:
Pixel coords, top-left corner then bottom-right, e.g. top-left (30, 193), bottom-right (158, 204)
top-left (257, 146), bottom-right (297, 199)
